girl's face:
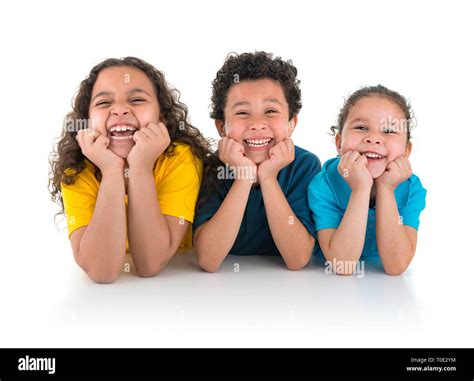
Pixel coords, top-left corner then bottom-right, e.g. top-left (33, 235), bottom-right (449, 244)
top-left (88, 66), bottom-right (161, 159)
top-left (336, 96), bottom-right (412, 178)
top-left (217, 78), bottom-right (295, 165)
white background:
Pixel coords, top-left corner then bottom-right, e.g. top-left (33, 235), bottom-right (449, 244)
top-left (0, 0), bottom-right (473, 347)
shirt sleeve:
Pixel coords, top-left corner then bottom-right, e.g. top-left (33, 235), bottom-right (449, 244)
top-left (399, 175), bottom-right (427, 230)
top-left (286, 152), bottom-right (322, 239)
top-left (61, 171), bottom-right (99, 238)
top-left (192, 181), bottom-right (226, 232)
top-left (155, 145), bottom-right (203, 223)
top-left (307, 172), bottom-right (344, 232)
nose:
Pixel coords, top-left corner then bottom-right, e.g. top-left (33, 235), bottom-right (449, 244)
top-left (111, 103), bottom-right (130, 116)
top-left (249, 116), bottom-right (267, 130)
top-left (364, 134), bottom-right (382, 145)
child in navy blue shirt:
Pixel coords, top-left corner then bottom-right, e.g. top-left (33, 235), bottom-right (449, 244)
top-left (308, 85), bottom-right (426, 276)
top-left (193, 52), bottom-right (321, 272)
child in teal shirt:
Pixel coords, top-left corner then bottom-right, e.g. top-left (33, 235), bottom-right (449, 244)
top-left (308, 85), bottom-right (426, 275)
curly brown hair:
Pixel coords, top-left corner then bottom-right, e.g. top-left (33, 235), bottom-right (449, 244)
top-left (195, 51), bottom-right (302, 208)
top-left (210, 51), bottom-right (302, 122)
top-left (330, 84), bottom-right (414, 142)
top-left (49, 56), bottom-right (213, 216)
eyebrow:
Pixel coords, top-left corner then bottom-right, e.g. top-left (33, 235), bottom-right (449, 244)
top-left (264, 98), bottom-right (283, 106)
top-left (230, 98), bottom-right (283, 109)
top-left (348, 117), bottom-right (370, 124)
top-left (91, 88), bottom-right (152, 102)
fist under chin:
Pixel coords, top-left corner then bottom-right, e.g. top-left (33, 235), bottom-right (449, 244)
top-left (369, 165), bottom-right (387, 179)
top-left (245, 151), bottom-right (268, 165)
top-left (110, 145), bottom-right (134, 159)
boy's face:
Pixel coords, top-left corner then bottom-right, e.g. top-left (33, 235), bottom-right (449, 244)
top-left (336, 96), bottom-right (412, 178)
top-left (217, 78), bottom-right (295, 165)
top-left (88, 66), bottom-right (161, 159)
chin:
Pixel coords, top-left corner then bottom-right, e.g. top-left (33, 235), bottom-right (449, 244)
top-left (369, 167), bottom-right (386, 179)
top-left (110, 146), bottom-right (133, 159)
top-left (245, 151), bottom-right (270, 165)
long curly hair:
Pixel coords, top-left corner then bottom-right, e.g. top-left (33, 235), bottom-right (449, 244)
top-left (49, 56), bottom-right (213, 216)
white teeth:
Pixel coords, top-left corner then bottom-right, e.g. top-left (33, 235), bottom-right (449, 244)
top-left (245, 138), bottom-right (272, 147)
top-left (110, 135), bottom-right (134, 140)
top-left (364, 152), bottom-right (384, 159)
top-left (109, 125), bottom-right (137, 132)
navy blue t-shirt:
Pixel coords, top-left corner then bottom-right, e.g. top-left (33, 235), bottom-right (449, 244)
top-left (193, 146), bottom-right (321, 255)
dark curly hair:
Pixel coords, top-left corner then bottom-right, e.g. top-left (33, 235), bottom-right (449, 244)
top-left (49, 56), bottom-right (213, 217)
top-left (195, 51), bottom-right (303, 210)
top-left (210, 51), bottom-right (302, 122)
top-left (330, 84), bottom-right (414, 142)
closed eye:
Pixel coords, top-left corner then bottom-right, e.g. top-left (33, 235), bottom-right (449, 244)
top-left (383, 128), bottom-right (398, 134)
top-left (354, 125), bottom-right (368, 131)
top-left (130, 98), bottom-right (145, 103)
top-left (95, 100), bottom-right (111, 107)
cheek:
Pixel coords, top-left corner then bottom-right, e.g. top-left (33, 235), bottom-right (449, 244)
top-left (339, 136), bottom-right (358, 153)
top-left (88, 111), bottom-right (107, 134)
top-left (225, 121), bottom-right (245, 141)
top-left (135, 107), bottom-right (160, 127)
top-left (386, 141), bottom-right (407, 161)
top-left (271, 121), bottom-right (290, 141)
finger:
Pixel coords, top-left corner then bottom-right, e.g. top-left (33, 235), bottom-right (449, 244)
top-left (275, 140), bottom-right (287, 157)
top-left (218, 137), bottom-right (226, 152)
top-left (218, 138), bottom-right (227, 161)
top-left (133, 130), bottom-right (145, 143)
top-left (397, 156), bottom-right (412, 177)
top-left (147, 121), bottom-right (167, 137)
top-left (146, 122), bottom-right (161, 135)
top-left (346, 150), bottom-right (361, 165)
top-left (157, 122), bottom-right (169, 136)
top-left (140, 127), bottom-right (155, 139)
top-left (83, 129), bottom-right (99, 149)
top-left (219, 138), bottom-right (231, 160)
top-left (152, 122), bottom-right (171, 145)
top-left (397, 156), bottom-right (411, 170)
top-left (232, 140), bottom-right (245, 156)
top-left (339, 150), bottom-right (351, 168)
top-left (392, 158), bottom-right (404, 171)
top-left (386, 160), bottom-right (397, 171)
top-left (356, 154), bottom-right (368, 166)
top-left (76, 130), bottom-right (85, 151)
top-left (94, 134), bottom-right (110, 148)
top-left (225, 138), bottom-right (236, 162)
top-left (284, 138), bottom-right (295, 155)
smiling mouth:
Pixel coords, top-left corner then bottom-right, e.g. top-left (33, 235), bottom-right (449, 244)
top-left (362, 151), bottom-right (386, 160)
top-left (244, 138), bottom-right (274, 149)
top-left (108, 125), bottom-right (138, 141)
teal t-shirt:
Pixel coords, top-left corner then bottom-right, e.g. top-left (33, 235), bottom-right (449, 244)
top-left (307, 157), bottom-right (427, 258)
top-left (193, 146), bottom-right (321, 255)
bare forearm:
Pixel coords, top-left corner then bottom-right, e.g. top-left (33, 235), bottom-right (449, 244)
top-left (127, 168), bottom-right (172, 274)
top-left (376, 186), bottom-right (414, 274)
top-left (78, 169), bottom-right (127, 278)
top-left (260, 178), bottom-right (314, 270)
top-left (194, 179), bottom-right (253, 272)
top-left (325, 189), bottom-right (370, 262)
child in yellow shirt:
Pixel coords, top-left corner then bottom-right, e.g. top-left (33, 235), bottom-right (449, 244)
top-left (49, 57), bottom-right (211, 283)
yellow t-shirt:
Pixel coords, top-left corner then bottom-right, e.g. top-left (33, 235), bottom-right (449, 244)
top-left (61, 142), bottom-right (202, 250)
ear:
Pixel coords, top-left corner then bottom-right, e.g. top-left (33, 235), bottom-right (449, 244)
top-left (405, 141), bottom-right (412, 158)
top-left (287, 116), bottom-right (297, 137)
top-left (215, 120), bottom-right (226, 137)
top-left (335, 133), bottom-right (342, 155)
